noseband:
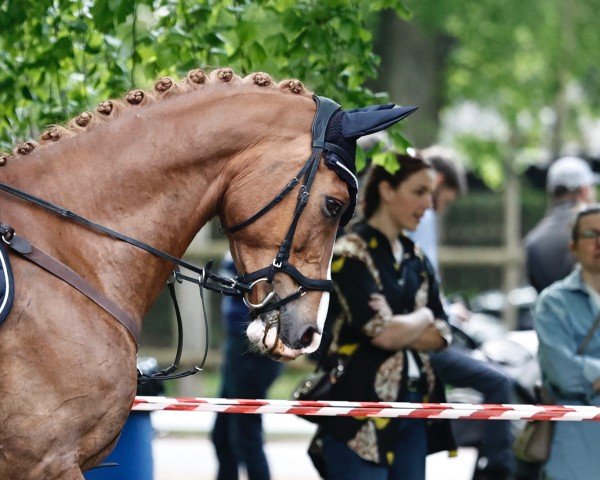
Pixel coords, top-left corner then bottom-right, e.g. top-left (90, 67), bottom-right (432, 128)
top-left (220, 95), bottom-right (358, 318)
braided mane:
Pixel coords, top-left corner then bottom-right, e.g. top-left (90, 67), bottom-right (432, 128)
top-left (0, 68), bottom-right (312, 165)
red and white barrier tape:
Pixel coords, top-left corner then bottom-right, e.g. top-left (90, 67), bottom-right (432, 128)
top-left (133, 396), bottom-right (600, 422)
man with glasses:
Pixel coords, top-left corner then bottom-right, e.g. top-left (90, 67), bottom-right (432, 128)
top-left (525, 156), bottom-right (599, 293)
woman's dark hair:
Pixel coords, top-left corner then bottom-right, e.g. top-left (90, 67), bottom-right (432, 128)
top-left (571, 204), bottom-right (600, 242)
top-left (361, 152), bottom-right (432, 219)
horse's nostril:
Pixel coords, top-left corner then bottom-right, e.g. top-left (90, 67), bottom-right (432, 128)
top-left (299, 326), bottom-right (317, 349)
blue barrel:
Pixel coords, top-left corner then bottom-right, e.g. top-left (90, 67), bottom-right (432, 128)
top-left (84, 411), bottom-right (155, 480)
top-left (85, 358), bottom-right (162, 480)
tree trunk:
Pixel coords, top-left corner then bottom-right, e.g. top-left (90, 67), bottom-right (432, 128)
top-left (370, 12), bottom-right (452, 147)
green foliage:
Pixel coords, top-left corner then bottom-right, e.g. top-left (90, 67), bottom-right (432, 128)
top-left (364, 129), bottom-right (412, 174)
top-left (0, 0), bottom-right (412, 154)
top-left (453, 134), bottom-right (509, 190)
top-left (411, 0), bottom-right (600, 186)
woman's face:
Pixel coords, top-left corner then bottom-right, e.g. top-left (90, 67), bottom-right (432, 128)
top-left (384, 169), bottom-right (435, 231)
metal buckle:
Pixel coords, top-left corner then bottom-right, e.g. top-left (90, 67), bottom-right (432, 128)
top-left (1, 224), bottom-right (14, 245)
top-left (168, 269), bottom-right (184, 285)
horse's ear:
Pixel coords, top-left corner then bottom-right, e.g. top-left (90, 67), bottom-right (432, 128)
top-left (341, 105), bottom-right (418, 139)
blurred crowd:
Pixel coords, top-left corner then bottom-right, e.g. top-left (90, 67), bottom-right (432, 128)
top-left (209, 148), bottom-right (600, 480)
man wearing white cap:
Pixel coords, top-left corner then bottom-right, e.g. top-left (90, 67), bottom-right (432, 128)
top-left (524, 156), bottom-right (599, 293)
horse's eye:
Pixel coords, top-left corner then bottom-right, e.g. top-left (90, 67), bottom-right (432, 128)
top-left (325, 197), bottom-right (343, 217)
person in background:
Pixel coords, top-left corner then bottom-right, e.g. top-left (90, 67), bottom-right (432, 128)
top-left (525, 156), bottom-right (598, 293)
top-left (211, 253), bottom-right (284, 480)
top-left (410, 145), bottom-right (467, 274)
top-left (535, 204), bottom-right (600, 480)
top-left (410, 146), bottom-right (516, 480)
top-left (308, 152), bottom-right (454, 480)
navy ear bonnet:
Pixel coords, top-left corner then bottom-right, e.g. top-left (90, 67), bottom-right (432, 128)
top-left (312, 95), bottom-right (417, 227)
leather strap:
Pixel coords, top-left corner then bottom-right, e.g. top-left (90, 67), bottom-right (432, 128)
top-left (7, 234), bottom-right (141, 346)
top-left (577, 312), bottom-right (600, 355)
top-left (220, 160), bottom-right (311, 235)
top-left (0, 181), bottom-right (206, 277)
top-left (546, 312), bottom-right (600, 404)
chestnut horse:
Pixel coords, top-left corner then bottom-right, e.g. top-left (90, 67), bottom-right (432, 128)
top-left (0, 68), bottom-right (415, 478)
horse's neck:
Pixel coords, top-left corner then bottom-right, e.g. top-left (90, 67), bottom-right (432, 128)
top-left (4, 89), bottom-right (299, 319)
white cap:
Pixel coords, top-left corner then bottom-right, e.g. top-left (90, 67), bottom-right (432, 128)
top-left (546, 156), bottom-right (599, 192)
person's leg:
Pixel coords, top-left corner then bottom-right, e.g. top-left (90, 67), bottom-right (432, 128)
top-left (231, 412), bottom-right (269, 480)
top-left (431, 346), bottom-right (515, 474)
top-left (211, 412), bottom-right (239, 480)
top-left (321, 433), bottom-right (387, 480)
top-left (389, 393), bottom-right (427, 480)
top-left (211, 337), bottom-right (239, 480)
top-left (228, 333), bottom-right (284, 480)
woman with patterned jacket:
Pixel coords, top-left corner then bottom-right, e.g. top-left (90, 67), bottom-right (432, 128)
top-left (308, 153), bottom-right (454, 480)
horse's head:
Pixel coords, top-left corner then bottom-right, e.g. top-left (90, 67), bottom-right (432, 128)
top-left (222, 94), bottom-right (416, 360)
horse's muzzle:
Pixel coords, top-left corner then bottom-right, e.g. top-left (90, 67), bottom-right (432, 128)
top-left (246, 312), bottom-right (322, 361)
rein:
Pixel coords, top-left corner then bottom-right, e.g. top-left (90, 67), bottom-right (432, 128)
top-left (0, 95), bottom-right (350, 377)
top-left (0, 181), bottom-right (248, 297)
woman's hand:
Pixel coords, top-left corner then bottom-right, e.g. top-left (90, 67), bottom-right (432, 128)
top-left (368, 293), bottom-right (393, 320)
top-left (414, 306), bottom-right (435, 326)
top-left (368, 292), bottom-right (444, 351)
top-left (369, 294), bottom-right (434, 327)
top-left (408, 321), bottom-right (448, 351)
top-left (369, 295), bottom-right (436, 350)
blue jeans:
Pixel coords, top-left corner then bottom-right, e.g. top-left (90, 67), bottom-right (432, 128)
top-left (430, 346), bottom-right (515, 472)
top-left (321, 393), bottom-right (427, 480)
top-left (543, 419), bottom-right (600, 480)
top-left (211, 332), bottom-right (283, 480)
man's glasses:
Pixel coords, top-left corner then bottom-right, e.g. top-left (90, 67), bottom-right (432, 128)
top-left (578, 229), bottom-right (600, 240)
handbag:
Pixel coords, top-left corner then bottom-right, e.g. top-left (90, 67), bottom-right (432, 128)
top-left (513, 381), bottom-right (555, 462)
top-left (292, 359), bottom-right (345, 402)
top-left (513, 312), bottom-right (600, 463)
top-left (512, 418), bottom-right (553, 462)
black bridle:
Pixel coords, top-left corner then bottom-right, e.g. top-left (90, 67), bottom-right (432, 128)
top-left (220, 95), bottom-right (354, 317)
top-left (0, 94), bottom-right (356, 378)
top-left (222, 150), bottom-right (330, 317)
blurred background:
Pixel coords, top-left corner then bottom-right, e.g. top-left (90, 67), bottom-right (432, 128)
top-left (1, 0), bottom-right (599, 394)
